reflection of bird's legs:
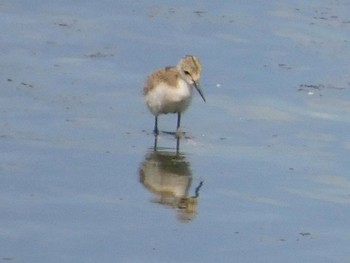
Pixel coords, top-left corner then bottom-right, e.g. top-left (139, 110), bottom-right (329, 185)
top-left (176, 136), bottom-right (180, 154)
top-left (153, 133), bottom-right (158, 151)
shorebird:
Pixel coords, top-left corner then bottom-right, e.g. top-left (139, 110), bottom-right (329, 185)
top-left (143, 55), bottom-right (206, 136)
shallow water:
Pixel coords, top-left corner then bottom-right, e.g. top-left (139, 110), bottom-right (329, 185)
top-left (1, 0), bottom-right (350, 262)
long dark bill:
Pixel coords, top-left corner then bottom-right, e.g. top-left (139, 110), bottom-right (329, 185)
top-left (193, 81), bottom-right (206, 102)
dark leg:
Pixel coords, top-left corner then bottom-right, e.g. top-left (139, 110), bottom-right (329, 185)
top-left (177, 112), bottom-right (181, 131)
top-left (153, 116), bottom-right (159, 135)
top-left (176, 112), bottom-right (183, 139)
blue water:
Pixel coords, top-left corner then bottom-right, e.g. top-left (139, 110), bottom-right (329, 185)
top-left (1, 0), bottom-right (350, 262)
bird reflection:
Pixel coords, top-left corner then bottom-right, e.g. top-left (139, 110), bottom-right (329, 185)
top-left (139, 148), bottom-right (203, 222)
top-left (153, 132), bottom-right (180, 153)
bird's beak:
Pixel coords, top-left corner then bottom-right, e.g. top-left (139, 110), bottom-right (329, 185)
top-left (193, 81), bottom-right (206, 102)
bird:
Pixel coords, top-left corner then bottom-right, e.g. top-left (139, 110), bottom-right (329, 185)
top-left (143, 55), bottom-right (206, 136)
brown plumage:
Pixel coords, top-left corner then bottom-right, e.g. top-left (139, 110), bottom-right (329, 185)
top-left (143, 55), bottom-right (206, 135)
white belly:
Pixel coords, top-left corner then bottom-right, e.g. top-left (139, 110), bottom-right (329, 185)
top-left (145, 79), bottom-right (193, 116)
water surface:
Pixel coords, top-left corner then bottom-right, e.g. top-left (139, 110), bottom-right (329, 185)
top-left (1, 0), bottom-right (350, 262)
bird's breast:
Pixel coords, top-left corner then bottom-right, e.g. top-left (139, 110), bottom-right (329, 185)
top-left (145, 80), bottom-right (193, 115)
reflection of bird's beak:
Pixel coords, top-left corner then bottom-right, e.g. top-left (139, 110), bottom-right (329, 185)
top-left (193, 81), bottom-right (206, 102)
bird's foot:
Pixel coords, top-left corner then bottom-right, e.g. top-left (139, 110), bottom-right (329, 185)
top-left (153, 128), bottom-right (159, 136)
top-left (176, 128), bottom-right (184, 139)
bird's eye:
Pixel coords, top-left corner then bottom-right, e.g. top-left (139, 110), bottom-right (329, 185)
top-left (184, 70), bottom-right (191, 76)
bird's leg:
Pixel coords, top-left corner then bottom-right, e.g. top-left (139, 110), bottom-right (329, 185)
top-left (177, 112), bottom-right (181, 130)
top-left (153, 116), bottom-right (159, 135)
top-left (176, 112), bottom-right (183, 138)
